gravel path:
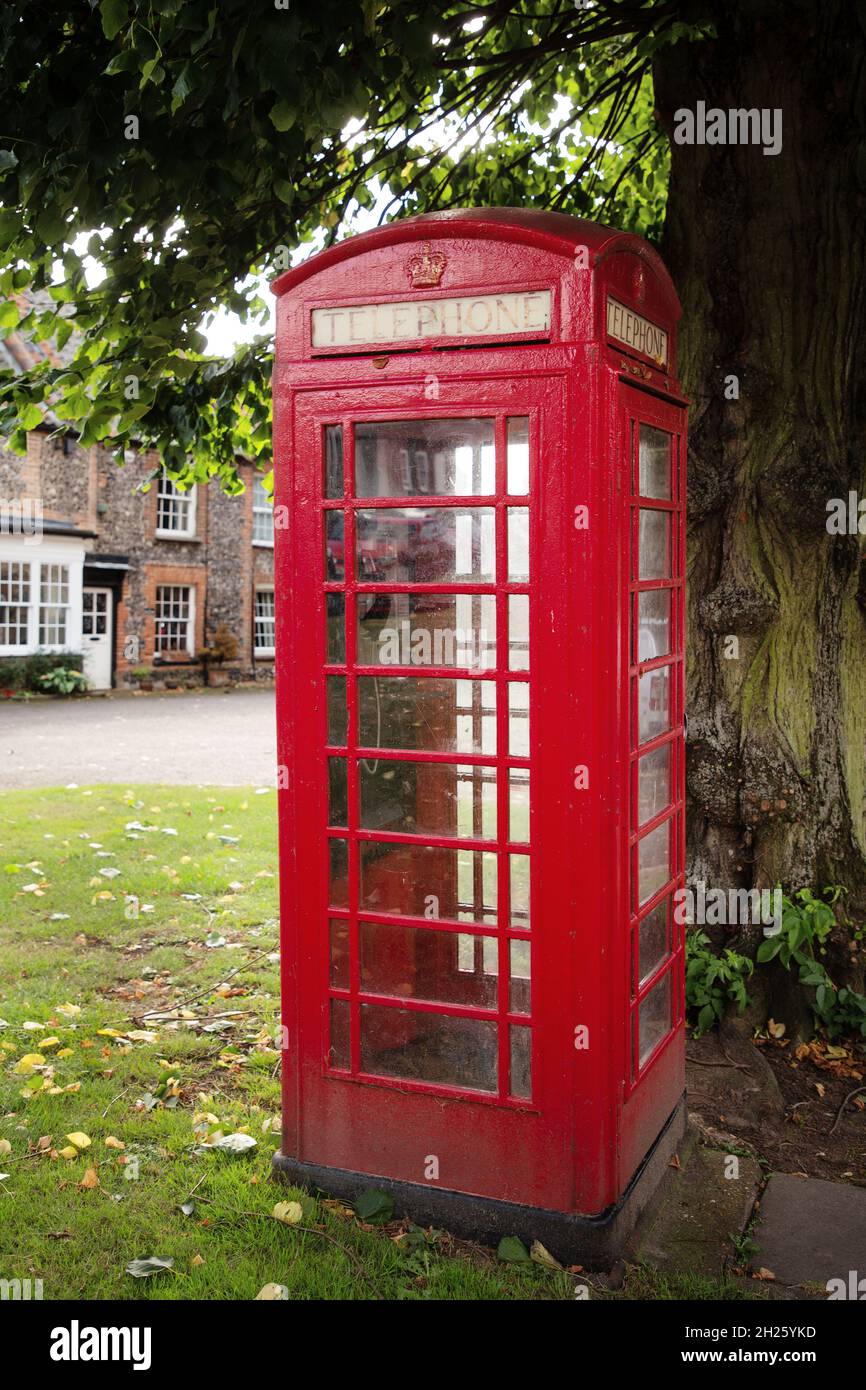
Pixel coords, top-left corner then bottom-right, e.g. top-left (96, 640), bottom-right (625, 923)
top-left (0, 687), bottom-right (277, 789)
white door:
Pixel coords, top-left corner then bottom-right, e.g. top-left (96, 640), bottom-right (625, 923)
top-left (82, 587), bottom-right (113, 689)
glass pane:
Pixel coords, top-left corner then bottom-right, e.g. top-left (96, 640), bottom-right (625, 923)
top-left (510, 1025), bottom-right (531, 1098)
top-left (355, 419), bottom-right (495, 497)
top-left (328, 757), bottom-right (348, 827)
top-left (326, 594), bottom-right (345, 664)
top-left (638, 742), bottom-right (671, 826)
top-left (324, 425), bottom-right (344, 499)
top-left (639, 424), bottom-right (671, 499)
top-left (327, 676), bottom-right (347, 745)
top-left (508, 682), bottom-right (529, 755)
top-left (507, 508), bottom-right (529, 581)
top-left (360, 1006), bottom-right (497, 1092)
top-left (507, 417), bottom-right (529, 494)
top-left (360, 922), bottom-right (498, 1008)
top-left (360, 842), bottom-right (496, 922)
top-left (509, 939), bottom-right (531, 1014)
top-left (639, 509), bottom-right (671, 580)
top-left (358, 676), bottom-right (496, 754)
top-left (638, 666), bottom-right (671, 744)
top-left (329, 999), bottom-right (350, 1069)
top-left (638, 899), bottom-right (669, 986)
top-left (329, 918), bottom-right (350, 989)
top-left (356, 508), bottom-right (494, 583)
top-left (359, 759), bottom-right (496, 840)
top-left (639, 971), bottom-right (672, 1065)
top-left (325, 511), bottom-right (345, 581)
top-left (510, 854), bottom-right (530, 928)
top-left (638, 820), bottom-right (670, 905)
top-left (357, 593), bottom-right (495, 671)
top-left (509, 768), bottom-right (530, 843)
top-left (508, 595), bottom-right (529, 670)
top-left (637, 588), bottom-right (671, 660)
top-left (328, 837), bottom-right (349, 908)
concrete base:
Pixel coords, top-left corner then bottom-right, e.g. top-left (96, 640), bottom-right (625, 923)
top-left (273, 1095), bottom-right (687, 1268)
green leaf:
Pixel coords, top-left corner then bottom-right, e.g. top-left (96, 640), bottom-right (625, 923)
top-left (100, 0), bottom-right (129, 41)
top-left (18, 404), bottom-right (43, 430)
top-left (354, 1188), bottom-right (394, 1223)
top-left (756, 937), bottom-right (782, 962)
top-left (0, 302), bottom-right (20, 331)
top-left (269, 100), bottom-right (296, 132)
top-left (497, 1235), bottom-right (530, 1263)
top-left (0, 150), bottom-right (18, 173)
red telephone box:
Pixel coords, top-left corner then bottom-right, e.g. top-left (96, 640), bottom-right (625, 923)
top-left (271, 209), bottom-right (687, 1261)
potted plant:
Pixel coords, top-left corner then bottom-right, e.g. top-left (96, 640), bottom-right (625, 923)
top-left (199, 623), bottom-right (239, 687)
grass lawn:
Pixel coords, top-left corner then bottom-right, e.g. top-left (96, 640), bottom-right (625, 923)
top-left (0, 784), bottom-right (749, 1302)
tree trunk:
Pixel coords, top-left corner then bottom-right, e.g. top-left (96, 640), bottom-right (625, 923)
top-left (653, 1), bottom-right (866, 951)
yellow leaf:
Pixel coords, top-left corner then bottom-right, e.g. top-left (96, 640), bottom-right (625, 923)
top-left (97, 1029), bottom-right (124, 1038)
top-left (104, 1136), bottom-right (125, 1150)
top-left (14, 1053), bottom-right (46, 1075)
top-left (66, 1132), bottom-right (91, 1150)
top-left (767, 1018), bottom-right (785, 1039)
top-left (56, 1003), bottom-right (82, 1018)
top-left (56, 1048), bottom-right (74, 1058)
top-left (272, 1200), bottom-right (303, 1225)
top-left (256, 1282), bottom-right (288, 1300)
top-left (0, 1139), bottom-right (11, 1157)
top-left (191, 1253), bottom-right (205, 1268)
top-left (38, 1037), bottom-right (61, 1049)
top-left (58, 1146), bottom-right (78, 1160)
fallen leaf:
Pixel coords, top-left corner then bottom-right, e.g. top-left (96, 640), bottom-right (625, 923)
top-left (497, 1235), bottom-right (531, 1263)
top-left (104, 1136), bottom-right (125, 1150)
top-left (191, 1253), bottom-right (205, 1268)
top-left (256, 1283), bottom-right (289, 1300)
top-left (752, 1267), bottom-right (776, 1281)
top-left (530, 1240), bottom-right (563, 1271)
top-left (208, 1133), bottom-right (257, 1154)
top-left (66, 1132), bottom-right (91, 1150)
top-left (272, 1200), bottom-right (303, 1226)
top-left (14, 1053), bottom-right (47, 1075)
top-left (78, 1167), bottom-right (100, 1190)
top-left (58, 1146), bottom-right (78, 1160)
top-left (126, 1256), bottom-right (175, 1279)
top-left (0, 1139), bottom-right (11, 1157)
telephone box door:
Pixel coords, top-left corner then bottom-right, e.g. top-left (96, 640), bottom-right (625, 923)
top-left (277, 374), bottom-right (593, 1208)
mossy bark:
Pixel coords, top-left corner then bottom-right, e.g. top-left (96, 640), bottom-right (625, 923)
top-left (653, 1), bottom-right (866, 943)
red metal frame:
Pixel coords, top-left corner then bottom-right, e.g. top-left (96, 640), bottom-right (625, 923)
top-left (273, 209), bottom-right (686, 1216)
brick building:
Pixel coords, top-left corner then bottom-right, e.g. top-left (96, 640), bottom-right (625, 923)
top-left (0, 423), bottom-right (275, 690)
top-left (0, 294), bottom-right (276, 690)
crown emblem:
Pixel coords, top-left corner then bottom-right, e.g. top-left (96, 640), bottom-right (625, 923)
top-left (405, 241), bottom-right (447, 289)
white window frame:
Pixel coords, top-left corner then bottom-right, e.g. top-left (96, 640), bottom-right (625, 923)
top-left (154, 584), bottom-right (196, 657)
top-left (251, 475), bottom-right (274, 547)
top-left (254, 588), bottom-right (275, 657)
top-left (155, 472), bottom-right (197, 539)
top-left (0, 559), bottom-right (32, 648)
top-left (0, 537), bottom-right (84, 657)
